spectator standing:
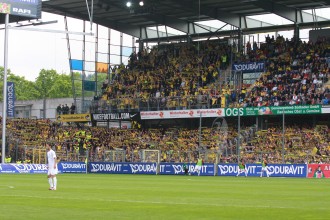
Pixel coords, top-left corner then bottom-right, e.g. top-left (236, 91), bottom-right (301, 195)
top-left (56, 104), bottom-right (62, 115)
top-left (70, 103), bottom-right (76, 114)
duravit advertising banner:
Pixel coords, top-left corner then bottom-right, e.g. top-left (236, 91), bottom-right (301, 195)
top-left (217, 163), bottom-right (307, 177)
top-left (159, 163), bottom-right (215, 176)
top-left (57, 162), bottom-right (87, 173)
top-left (0, 162), bottom-right (307, 177)
top-left (6, 82), bottom-right (15, 118)
top-left (88, 162), bottom-right (157, 174)
top-left (0, 163), bottom-right (48, 173)
top-left (0, 162), bottom-right (87, 174)
top-left (232, 62), bottom-right (265, 73)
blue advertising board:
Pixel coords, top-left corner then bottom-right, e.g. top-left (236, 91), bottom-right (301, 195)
top-left (217, 163), bottom-right (307, 177)
top-left (232, 62), bottom-right (265, 73)
top-left (7, 82), bottom-right (15, 118)
top-left (57, 162), bottom-right (87, 173)
top-left (0, 163), bottom-right (48, 173)
top-left (88, 162), bottom-right (157, 175)
top-left (0, 162), bottom-right (307, 177)
top-left (0, 162), bottom-right (87, 174)
top-left (159, 163), bottom-right (215, 176)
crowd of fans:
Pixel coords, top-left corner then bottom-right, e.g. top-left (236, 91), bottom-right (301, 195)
top-left (241, 35), bottom-right (330, 107)
top-left (91, 35), bottom-right (330, 113)
top-left (1, 36), bottom-right (330, 165)
top-left (1, 117), bottom-right (329, 164)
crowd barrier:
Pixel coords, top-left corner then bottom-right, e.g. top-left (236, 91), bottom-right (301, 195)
top-left (0, 162), bottom-right (327, 178)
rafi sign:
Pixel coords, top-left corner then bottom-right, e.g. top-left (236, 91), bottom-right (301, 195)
top-left (0, 0), bottom-right (42, 18)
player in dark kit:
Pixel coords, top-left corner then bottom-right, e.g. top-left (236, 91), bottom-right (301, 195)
top-left (183, 162), bottom-right (189, 175)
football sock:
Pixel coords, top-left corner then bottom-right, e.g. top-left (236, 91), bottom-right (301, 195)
top-left (53, 177), bottom-right (57, 189)
top-left (48, 178), bottom-right (53, 188)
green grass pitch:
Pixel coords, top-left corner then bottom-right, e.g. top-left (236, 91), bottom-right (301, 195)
top-left (0, 174), bottom-right (329, 220)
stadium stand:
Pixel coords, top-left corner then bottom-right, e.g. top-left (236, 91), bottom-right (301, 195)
top-left (1, 36), bottom-right (330, 165)
top-left (2, 117), bottom-right (329, 164)
top-left (90, 36), bottom-right (329, 113)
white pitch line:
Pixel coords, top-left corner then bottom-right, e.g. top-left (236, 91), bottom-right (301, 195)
top-left (3, 194), bottom-right (328, 210)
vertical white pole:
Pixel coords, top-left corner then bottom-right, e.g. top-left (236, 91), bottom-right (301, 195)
top-left (1, 13), bottom-right (9, 164)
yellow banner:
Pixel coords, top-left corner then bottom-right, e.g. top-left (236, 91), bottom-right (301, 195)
top-left (56, 114), bottom-right (91, 122)
top-left (96, 62), bottom-right (108, 73)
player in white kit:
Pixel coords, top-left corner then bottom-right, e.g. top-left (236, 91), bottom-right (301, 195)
top-left (47, 144), bottom-right (58, 190)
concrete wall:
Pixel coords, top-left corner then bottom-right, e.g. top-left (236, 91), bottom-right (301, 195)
top-left (0, 98), bottom-right (87, 120)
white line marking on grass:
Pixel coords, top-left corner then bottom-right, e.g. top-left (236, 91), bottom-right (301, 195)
top-left (3, 194), bottom-right (328, 210)
top-left (0, 185), bottom-right (15, 189)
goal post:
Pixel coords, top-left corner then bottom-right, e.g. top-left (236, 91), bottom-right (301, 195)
top-left (104, 150), bottom-right (126, 162)
top-left (141, 149), bottom-right (160, 163)
top-left (141, 149), bottom-right (160, 174)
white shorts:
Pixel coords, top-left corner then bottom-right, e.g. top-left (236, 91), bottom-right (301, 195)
top-left (194, 165), bottom-right (202, 172)
top-left (48, 168), bottom-right (58, 176)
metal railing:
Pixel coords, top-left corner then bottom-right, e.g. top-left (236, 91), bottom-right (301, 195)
top-left (89, 94), bottom-right (330, 113)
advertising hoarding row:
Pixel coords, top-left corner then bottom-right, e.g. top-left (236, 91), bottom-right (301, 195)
top-left (0, 162), bottom-right (328, 178)
top-left (140, 105), bottom-right (327, 119)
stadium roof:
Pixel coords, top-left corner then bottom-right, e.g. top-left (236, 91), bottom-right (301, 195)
top-left (3, 0), bottom-right (330, 41)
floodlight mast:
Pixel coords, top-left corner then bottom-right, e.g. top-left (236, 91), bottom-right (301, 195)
top-left (1, 1), bottom-right (95, 163)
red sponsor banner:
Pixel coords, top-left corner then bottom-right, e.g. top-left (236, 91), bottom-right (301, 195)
top-left (307, 164), bottom-right (330, 178)
top-left (140, 108), bottom-right (225, 120)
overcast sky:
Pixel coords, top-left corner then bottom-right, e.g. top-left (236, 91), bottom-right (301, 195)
top-left (0, 8), bottom-right (330, 82)
top-left (0, 12), bottom-right (71, 81)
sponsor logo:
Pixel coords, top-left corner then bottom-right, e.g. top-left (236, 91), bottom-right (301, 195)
top-left (12, 164), bottom-right (47, 173)
top-left (90, 163), bottom-right (122, 172)
top-left (7, 82), bottom-right (15, 117)
top-left (233, 62), bottom-right (265, 72)
top-left (172, 165), bottom-right (184, 174)
top-left (218, 165), bottom-right (238, 174)
top-left (93, 113), bottom-right (131, 121)
top-left (61, 163), bottom-right (86, 170)
top-left (13, 7), bottom-right (31, 15)
top-left (129, 164), bottom-right (156, 173)
top-left (267, 165), bottom-right (305, 175)
top-left (225, 108), bottom-right (244, 116)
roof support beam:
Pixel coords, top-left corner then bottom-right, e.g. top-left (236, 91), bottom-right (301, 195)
top-left (169, 0), bottom-right (273, 29)
top-left (40, 4), bottom-right (174, 39)
top-left (252, 0), bottom-right (328, 23)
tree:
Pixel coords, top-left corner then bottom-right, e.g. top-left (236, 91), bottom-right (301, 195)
top-left (35, 69), bottom-right (73, 99)
top-left (0, 67), bottom-right (39, 101)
